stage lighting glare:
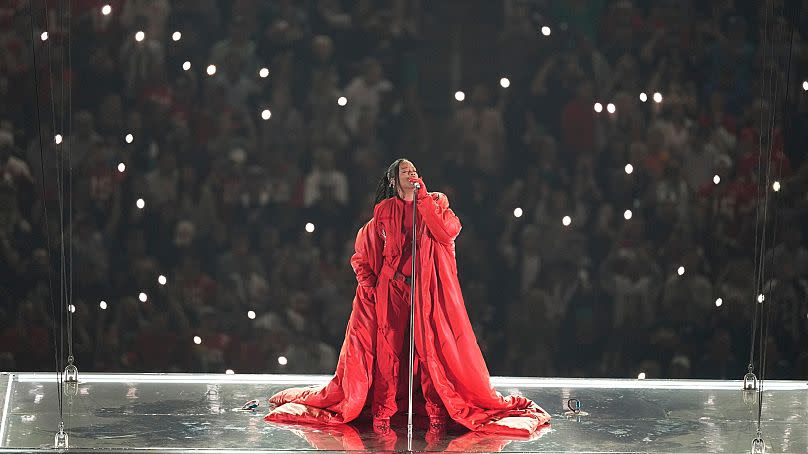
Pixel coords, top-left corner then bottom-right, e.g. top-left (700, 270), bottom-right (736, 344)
top-left (454, 91), bottom-right (465, 102)
top-left (207, 64), bottom-right (216, 76)
top-left (54, 134), bottom-right (63, 144)
top-left (139, 292), bottom-right (148, 302)
top-left (41, 32), bottom-right (48, 41)
top-left (500, 77), bottom-right (510, 88)
top-left (135, 31), bottom-right (145, 42)
top-left (594, 102), bottom-right (603, 113)
top-left (158, 275), bottom-right (167, 285)
top-left (117, 162), bottom-right (126, 173)
top-left (639, 92), bottom-right (648, 102)
top-left (607, 103), bottom-right (616, 113)
top-left (99, 301), bottom-right (108, 310)
top-left (803, 81), bottom-right (808, 91)
top-left (278, 356), bottom-right (288, 366)
top-left (101, 4), bottom-right (111, 15)
top-left (713, 175), bottom-right (721, 185)
top-left (68, 304), bottom-right (76, 313)
top-left (562, 216), bottom-right (571, 226)
top-left (773, 181), bottom-right (781, 192)
top-left (193, 336), bottom-right (202, 345)
top-left (757, 294), bottom-right (765, 303)
top-left (225, 369), bottom-right (235, 375)
top-left (261, 109), bottom-right (272, 120)
top-left (513, 207), bottom-right (523, 218)
top-left (624, 209), bottom-right (633, 220)
top-left (136, 198), bottom-right (145, 209)
top-left (541, 26), bottom-right (551, 36)
top-left (625, 164), bottom-right (634, 174)
top-left (715, 298), bottom-right (723, 307)
top-left (637, 372), bottom-right (646, 380)
top-left (182, 61), bottom-right (191, 71)
top-left (677, 266), bottom-right (685, 276)
top-left (125, 133), bottom-right (133, 143)
top-left (259, 67), bottom-right (269, 78)
top-left (305, 222), bottom-right (315, 233)
top-left (247, 310), bottom-right (256, 320)
top-left (653, 92), bottom-right (663, 103)
top-left (338, 96), bottom-right (347, 106)
top-left (172, 31), bottom-right (181, 41)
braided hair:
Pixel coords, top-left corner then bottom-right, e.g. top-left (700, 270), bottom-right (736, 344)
top-left (374, 158), bottom-right (408, 205)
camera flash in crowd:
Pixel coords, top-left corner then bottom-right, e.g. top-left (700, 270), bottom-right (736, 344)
top-left (206, 64), bottom-right (216, 76)
top-left (193, 336), bottom-right (202, 345)
top-left (606, 103), bottom-right (616, 114)
top-left (715, 298), bottom-right (723, 307)
top-left (278, 356), bottom-right (288, 366)
top-left (125, 133), bottom-right (133, 143)
top-left (261, 109), bottom-right (272, 120)
top-left (259, 67), bottom-right (269, 78)
top-left (135, 31), bottom-right (145, 42)
top-left (625, 164), bottom-right (634, 174)
top-left (338, 96), bottom-right (347, 106)
top-left (541, 26), bottom-right (551, 36)
top-left (594, 102), bottom-right (603, 113)
top-left (637, 372), bottom-right (646, 380)
top-left (677, 266), bottom-right (685, 276)
top-left (305, 222), bottom-right (315, 233)
top-left (172, 31), bottom-right (181, 42)
top-left (653, 92), bottom-right (663, 103)
top-left (562, 216), bottom-right (571, 226)
top-left (639, 92), bottom-right (648, 102)
top-left (713, 175), bottom-right (721, 185)
top-left (139, 292), bottom-right (148, 303)
top-left (101, 4), bottom-right (111, 15)
top-left (182, 61), bottom-right (191, 71)
top-left (513, 207), bottom-right (523, 218)
top-left (500, 77), bottom-right (510, 88)
top-left (118, 162), bottom-right (126, 173)
top-left (68, 304), bottom-right (76, 314)
top-left (54, 134), bottom-right (63, 144)
top-left (136, 198), bottom-right (145, 209)
top-left (803, 81), bottom-right (808, 91)
top-left (624, 209), bottom-right (633, 220)
top-left (41, 32), bottom-right (48, 41)
top-left (247, 310), bottom-right (256, 320)
top-left (99, 301), bottom-right (108, 310)
top-left (158, 275), bottom-right (167, 285)
top-left (773, 181), bottom-right (781, 192)
top-left (225, 369), bottom-right (235, 375)
top-left (455, 91), bottom-right (465, 102)
top-left (757, 294), bottom-right (765, 303)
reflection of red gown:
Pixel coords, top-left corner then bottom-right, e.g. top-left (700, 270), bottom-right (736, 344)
top-left (266, 192), bottom-right (551, 436)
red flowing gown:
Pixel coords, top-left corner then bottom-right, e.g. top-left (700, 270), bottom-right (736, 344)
top-left (265, 192), bottom-right (551, 436)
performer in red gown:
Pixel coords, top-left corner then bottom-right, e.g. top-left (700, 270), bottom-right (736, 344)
top-left (265, 159), bottom-right (550, 436)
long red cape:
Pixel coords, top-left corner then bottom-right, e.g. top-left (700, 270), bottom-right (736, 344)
top-left (265, 192), bottom-right (551, 436)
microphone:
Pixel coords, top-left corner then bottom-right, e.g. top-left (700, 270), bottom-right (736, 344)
top-left (413, 182), bottom-right (421, 190)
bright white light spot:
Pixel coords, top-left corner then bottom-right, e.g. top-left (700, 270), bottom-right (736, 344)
top-left (125, 133), bottom-right (133, 144)
top-left (541, 26), bottom-right (551, 36)
top-left (261, 109), bottom-right (272, 120)
top-left (259, 67), bottom-right (269, 78)
top-left (182, 61), bottom-right (191, 71)
top-left (639, 92), bottom-right (648, 102)
top-left (594, 102), bottom-right (603, 113)
top-left (158, 275), bottom-right (167, 285)
top-left (715, 298), bottom-right (723, 307)
top-left (757, 294), bottom-right (765, 303)
top-left (562, 216), bottom-right (571, 226)
top-left (624, 209), bottom-right (633, 220)
top-left (135, 31), bottom-right (145, 42)
top-left (139, 292), bottom-right (148, 302)
top-left (101, 4), bottom-right (111, 15)
top-left (40, 32), bottom-right (48, 41)
top-left (653, 92), bottom-right (663, 103)
top-left (68, 304), bottom-right (76, 314)
top-left (607, 103), bottom-right (616, 114)
top-left (500, 77), bottom-right (510, 88)
top-left (225, 369), bottom-right (235, 375)
top-left (247, 310), bottom-right (256, 320)
top-left (677, 266), bottom-right (685, 276)
top-left (193, 336), bottom-right (202, 345)
top-left (713, 175), bottom-right (721, 185)
top-left (637, 372), bottom-right (646, 380)
top-left (54, 134), bottom-right (63, 144)
top-left (172, 31), bottom-right (181, 41)
top-left (206, 64), bottom-right (216, 76)
top-left (305, 222), bottom-right (315, 233)
top-left (136, 198), bottom-right (145, 209)
top-left (99, 301), bottom-right (108, 310)
top-left (277, 356), bottom-right (288, 366)
top-left (337, 96), bottom-right (347, 106)
top-left (803, 81), bottom-right (808, 91)
top-left (773, 181), bottom-right (781, 192)
top-left (513, 207), bottom-right (523, 218)
top-left (455, 91), bottom-right (465, 102)
top-left (625, 164), bottom-right (634, 174)
top-left (117, 162), bottom-right (126, 173)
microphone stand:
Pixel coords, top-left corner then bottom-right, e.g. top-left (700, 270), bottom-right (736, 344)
top-left (406, 184), bottom-right (419, 451)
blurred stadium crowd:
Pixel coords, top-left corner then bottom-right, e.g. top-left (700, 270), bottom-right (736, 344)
top-left (1, 0), bottom-right (807, 379)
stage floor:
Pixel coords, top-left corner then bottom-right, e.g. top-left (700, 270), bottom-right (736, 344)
top-left (0, 373), bottom-right (806, 453)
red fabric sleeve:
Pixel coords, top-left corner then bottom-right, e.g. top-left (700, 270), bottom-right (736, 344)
top-left (350, 218), bottom-right (381, 288)
top-left (416, 192), bottom-right (462, 245)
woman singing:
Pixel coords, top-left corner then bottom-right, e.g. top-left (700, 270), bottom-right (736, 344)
top-left (264, 159), bottom-right (550, 436)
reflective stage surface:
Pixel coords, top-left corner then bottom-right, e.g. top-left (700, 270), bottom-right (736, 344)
top-left (0, 373), bottom-right (806, 453)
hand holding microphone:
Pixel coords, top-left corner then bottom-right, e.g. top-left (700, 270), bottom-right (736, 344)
top-left (408, 177), bottom-right (428, 199)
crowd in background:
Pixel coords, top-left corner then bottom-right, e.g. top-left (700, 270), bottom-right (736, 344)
top-left (1, 0), bottom-right (807, 379)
